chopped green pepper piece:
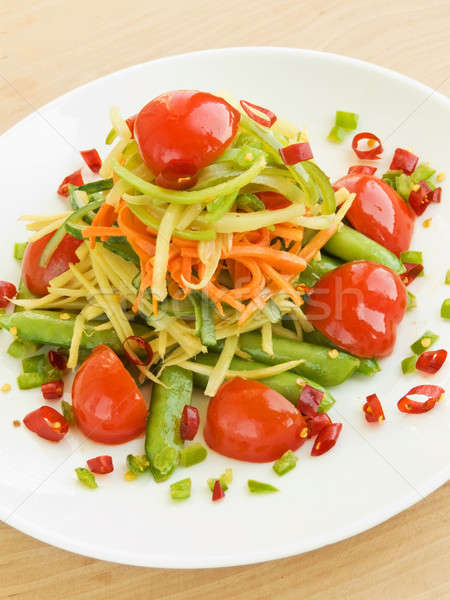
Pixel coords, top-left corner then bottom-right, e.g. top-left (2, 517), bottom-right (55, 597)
top-left (441, 299), bottom-right (450, 319)
top-left (22, 354), bottom-right (46, 373)
top-left (207, 469), bottom-right (232, 492)
top-left (411, 162), bottom-right (435, 184)
top-left (236, 193), bottom-right (265, 212)
top-left (235, 145), bottom-right (266, 168)
top-left (248, 480), bottom-right (279, 494)
top-left (400, 250), bottom-right (424, 276)
top-left (126, 454), bottom-right (150, 475)
top-left (335, 110), bottom-right (359, 130)
top-left (395, 174), bottom-right (413, 200)
top-left (180, 442), bottom-right (207, 467)
top-left (407, 291), bottom-right (417, 310)
top-left (273, 450), bottom-right (298, 476)
top-left (445, 270), bottom-right (450, 285)
top-left (77, 178), bottom-right (114, 195)
top-left (7, 339), bottom-right (39, 359)
top-left (401, 355), bottom-right (417, 374)
top-left (327, 125), bottom-right (348, 144)
top-left (61, 400), bottom-right (76, 425)
top-left (410, 330), bottom-right (439, 354)
top-left (382, 170), bottom-right (402, 189)
top-left (14, 242), bottom-right (28, 260)
top-left (17, 372), bottom-right (48, 390)
top-left (357, 357), bottom-right (381, 376)
top-left (170, 478), bottom-right (191, 500)
top-left (75, 468), bottom-right (98, 489)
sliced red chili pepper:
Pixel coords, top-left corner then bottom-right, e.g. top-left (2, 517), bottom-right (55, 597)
top-left (57, 169), bottom-right (84, 197)
top-left (41, 380), bottom-right (64, 400)
top-left (126, 115), bottom-right (137, 137)
top-left (0, 281), bottom-right (17, 308)
top-left (306, 412), bottom-right (332, 438)
top-left (297, 384), bottom-right (324, 417)
top-left (347, 165), bottom-right (377, 175)
top-left (409, 180), bottom-right (432, 216)
top-left (87, 455), bottom-right (114, 474)
top-left (123, 335), bottom-right (153, 366)
top-left (397, 385), bottom-right (445, 414)
top-left (212, 479), bottom-right (225, 501)
top-left (427, 187), bottom-right (442, 203)
top-left (389, 148), bottom-right (419, 175)
top-left (180, 405), bottom-right (200, 441)
top-left (80, 149), bottom-right (102, 174)
top-left (311, 423), bottom-right (343, 456)
top-left (48, 350), bottom-right (67, 371)
top-left (23, 406), bottom-right (69, 442)
top-left (352, 132), bottom-right (383, 160)
top-left (400, 262), bottom-right (424, 286)
top-left (240, 99), bottom-right (277, 128)
top-left (279, 142), bottom-right (313, 165)
top-left (416, 349), bottom-right (447, 374)
top-left (363, 393), bottom-right (385, 423)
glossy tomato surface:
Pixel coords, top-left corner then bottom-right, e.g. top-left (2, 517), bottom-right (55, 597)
top-left (22, 231), bottom-right (82, 297)
top-left (204, 378), bottom-right (307, 462)
top-left (72, 345), bottom-right (148, 444)
top-left (134, 90), bottom-right (240, 188)
top-left (305, 260), bottom-right (407, 358)
top-left (334, 174), bottom-right (415, 256)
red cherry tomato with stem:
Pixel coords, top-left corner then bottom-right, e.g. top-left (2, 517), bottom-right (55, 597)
top-left (305, 260), bottom-right (407, 358)
top-left (334, 174), bottom-right (415, 257)
top-left (22, 231), bottom-right (82, 297)
top-left (72, 345), bottom-right (147, 444)
top-left (204, 378), bottom-right (308, 462)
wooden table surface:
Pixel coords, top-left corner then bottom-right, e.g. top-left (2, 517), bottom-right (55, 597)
top-left (1, 1), bottom-right (449, 598)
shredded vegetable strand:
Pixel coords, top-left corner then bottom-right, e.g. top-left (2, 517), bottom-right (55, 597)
top-left (204, 335), bottom-right (239, 397)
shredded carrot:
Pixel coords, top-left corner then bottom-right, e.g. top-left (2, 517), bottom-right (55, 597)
top-left (299, 225), bottom-right (338, 262)
top-left (225, 245), bottom-right (306, 274)
top-left (228, 258), bottom-right (265, 301)
top-left (260, 263), bottom-right (304, 306)
top-left (272, 225), bottom-right (304, 243)
top-left (82, 226), bottom-right (124, 239)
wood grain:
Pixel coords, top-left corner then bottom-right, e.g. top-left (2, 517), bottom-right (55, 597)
top-left (0, 1), bottom-right (449, 598)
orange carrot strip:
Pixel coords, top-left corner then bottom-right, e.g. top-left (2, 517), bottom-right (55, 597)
top-left (82, 226), bottom-right (124, 239)
top-left (225, 245), bottom-right (306, 274)
top-left (299, 225), bottom-right (338, 262)
top-left (228, 258), bottom-right (265, 301)
top-left (260, 263), bottom-right (304, 306)
top-left (272, 225), bottom-right (304, 243)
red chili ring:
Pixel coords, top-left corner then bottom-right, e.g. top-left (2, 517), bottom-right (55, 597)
top-left (240, 99), bottom-right (277, 128)
top-left (397, 385), bottom-right (445, 414)
top-left (123, 335), bottom-right (153, 366)
top-left (279, 142), bottom-right (313, 165)
top-left (48, 350), bottom-right (67, 371)
top-left (347, 165), bottom-right (377, 175)
top-left (352, 132), bottom-right (384, 160)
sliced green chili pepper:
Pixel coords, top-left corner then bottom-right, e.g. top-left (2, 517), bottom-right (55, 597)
top-left (411, 163), bottom-right (435, 184)
top-left (325, 224), bottom-right (404, 273)
top-left (207, 468), bottom-right (232, 492)
top-left (61, 400), bottom-right (76, 425)
top-left (127, 454), bottom-right (150, 475)
top-left (145, 366), bottom-right (193, 482)
top-left (395, 173), bottom-right (413, 200)
top-left (180, 442), bottom-right (207, 467)
top-left (78, 178), bottom-right (114, 194)
top-left (382, 170), bottom-right (402, 189)
top-left (248, 479), bottom-right (279, 494)
top-left (410, 330), bottom-right (439, 354)
top-left (14, 242), bottom-right (28, 260)
top-left (75, 467), bottom-right (98, 489)
top-left (236, 193), bottom-right (265, 212)
top-left (407, 291), bottom-right (417, 310)
top-left (170, 478), bottom-right (191, 500)
top-left (192, 353), bottom-right (335, 412)
top-left (273, 450), bottom-right (298, 476)
top-left (302, 161), bottom-right (336, 214)
top-left (401, 356), bottom-right (417, 374)
top-left (327, 125), bottom-right (348, 144)
top-left (440, 299), bottom-right (450, 319)
top-left (335, 110), bottom-right (359, 130)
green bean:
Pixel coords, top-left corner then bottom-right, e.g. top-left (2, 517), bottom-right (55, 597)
top-left (192, 353), bottom-right (335, 412)
top-left (324, 224), bottom-right (404, 273)
top-left (0, 310), bottom-right (150, 355)
top-left (7, 339), bottom-right (40, 359)
top-left (234, 331), bottom-right (359, 387)
top-left (302, 329), bottom-right (380, 376)
top-left (145, 366), bottom-right (193, 482)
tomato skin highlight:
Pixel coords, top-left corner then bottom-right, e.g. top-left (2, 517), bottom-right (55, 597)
top-left (134, 90), bottom-right (240, 188)
top-left (305, 260), bottom-right (408, 358)
top-left (72, 345), bottom-right (147, 445)
top-left (22, 231), bottom-right (82, 297)
top-left (204, 378), bottom-right (307, 463)
top-left (334, 174), bottom-right (415, 257)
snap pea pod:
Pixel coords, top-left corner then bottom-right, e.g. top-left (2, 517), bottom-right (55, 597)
top-left (145, 366), bottom-right (193, 482)
top-left (0, 310), bottom-right (150, 355)
top-left (302, 329), bottom-right (380, 376)
top-left (324, 224), bottom-right (404, 273)
top-left (298, 253), bottom-right (342, 287)
top-left (192, 353), bottom-right (335, 412)
top-left (234, 331), bottom-right (360, 387)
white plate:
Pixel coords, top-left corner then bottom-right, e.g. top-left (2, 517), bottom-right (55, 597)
top-left (0, 47), bottom-right (449, 568)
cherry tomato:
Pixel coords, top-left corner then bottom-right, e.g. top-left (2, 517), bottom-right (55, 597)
top-left (203, 378), bottom-right (308, 462)
top-left (256, 191), bottom-right (291, 210)
top-left (334, 174), bottom-right (415, 257)
top-left (134, 90), bottom-right (240, 189)
top-left (305, 260), bottom-right (407, 358)
top-left (72, 345), bottom-right (147, 444)
top-left (22, 231), bottom-right (82, 297)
